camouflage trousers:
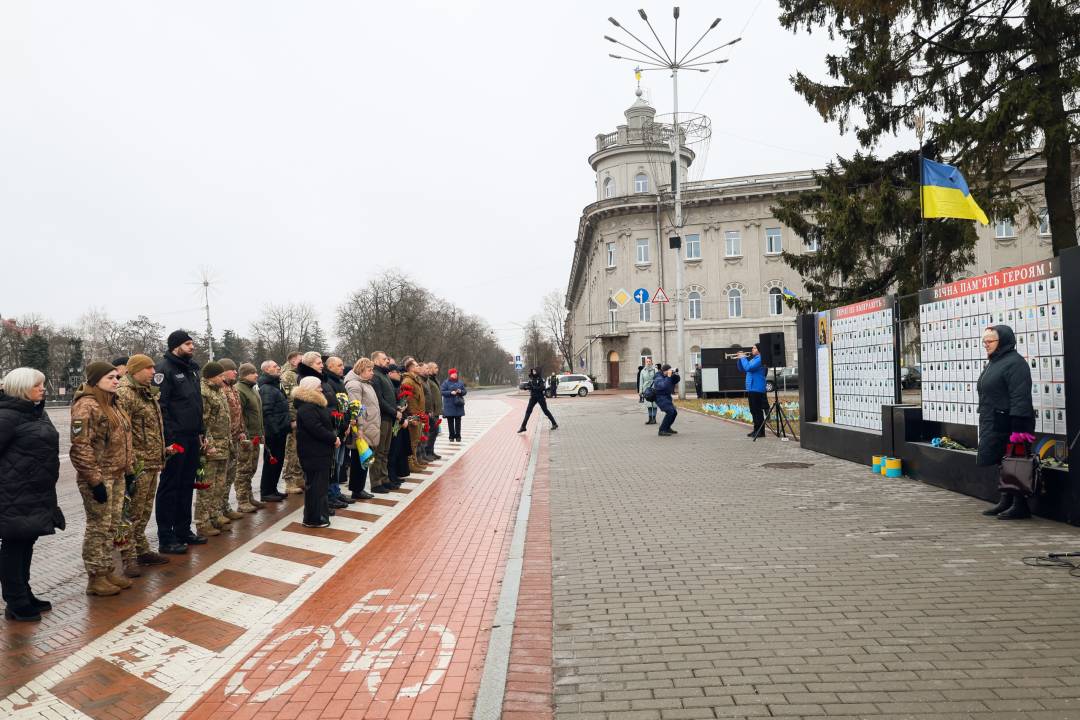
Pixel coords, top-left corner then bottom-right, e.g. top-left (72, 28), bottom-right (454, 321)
top-left (195, 458), bottom-right (228, 528)
top-left (282, 430), bottom-right (303, 490)
top-left (234, 442), bottom-right (258, 508)
top-left (121, 470), bottom-right (160, 562)
top-left (220, 443), bottom-right (238, 515)
top-left (77, 472), bottom-right (125, 576)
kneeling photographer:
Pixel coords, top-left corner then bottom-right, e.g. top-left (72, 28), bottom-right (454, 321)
top-left (653, 364), bottom-right (680, 437)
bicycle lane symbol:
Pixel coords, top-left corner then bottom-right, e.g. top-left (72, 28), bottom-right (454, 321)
top-left (224, 589), bottom-right (457, 703)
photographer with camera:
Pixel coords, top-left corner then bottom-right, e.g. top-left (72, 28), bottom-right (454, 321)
top-left (737, 344), bottom-right (767, 438)
top-left (653, 364), bottom-right (680, 437)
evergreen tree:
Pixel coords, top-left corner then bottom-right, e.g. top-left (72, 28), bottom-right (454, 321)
top-left (219, 329), bottom-right (249, 362)
top-left (253, 338), bottom-right (269, 365)
top-left (309, 321), bottom-right (328, 355)
top-left (66, 338), bottom-right (84, 390)
top-left (774, 150), bottom-right (977, 311)
top-left (778, 0), bottom-right (1080, 255)
top-left (19, 334), bottom-right (50, 376)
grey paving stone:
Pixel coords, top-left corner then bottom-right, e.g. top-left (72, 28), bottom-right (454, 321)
top-left (549, 396), bottom-right (1080, 719)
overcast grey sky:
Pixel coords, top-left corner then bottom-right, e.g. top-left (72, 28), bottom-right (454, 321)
top-left (0, 1), bottom-right (913, 355)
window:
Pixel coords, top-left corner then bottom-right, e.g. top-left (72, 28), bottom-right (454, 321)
top-left (635, 238), bottom-right (650, 264)
top-left (640, 348), bottom-right (653, 365)
top-left (724, 230), bottom-right (742, 257)
top-left (727, 288), bottom-right (743, 318)
top-left (805, 234), bottom-right (820, 252)
top-left (606, 242), bottom-right (616, 267)
top-left (607, 299), bottom-right (618, 331)
top-left (994, 217), bottom-right (1016, 238)
top-left (685, 233), bottom-right (701, 260)
top-left (769, 287), bottom-right (783, 316)
top-left (634, 173), bottom-right (649, 193)
top-left (603, 177), bottom-right (615, 199)
top-left (638, 302), bottom-right (651, 322)
top-left (765, 227), bottom-right (782, 254)
top-left (688, 291), bottom-right (702, 320)
top-left (691, 346), bottom-right (701, 369)
top-left (1039, 208), bottom-right (1050, 236)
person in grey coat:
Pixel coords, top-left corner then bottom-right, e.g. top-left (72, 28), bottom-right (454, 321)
top-left (977, 325), bottom-right (1035, 520)
top-left (638, 358), bottom-right (658, 425)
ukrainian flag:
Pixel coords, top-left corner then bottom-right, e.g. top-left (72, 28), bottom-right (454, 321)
top-left (781, 287), bottom-right (798, 300)
top-left (921, 158), bottom-right (989, 225)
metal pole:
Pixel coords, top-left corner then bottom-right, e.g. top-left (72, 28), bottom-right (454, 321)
top-left (915, 112), bottom-right (927, 289)
top-left (672, 66), bottom-right (687, 400)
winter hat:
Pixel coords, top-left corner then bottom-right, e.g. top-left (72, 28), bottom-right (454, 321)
top-left (238, 362), bottom-right (258, 379)
top-left (218, 358), bottom-right (237, 372)
top-left (202, 361), bottom-right (225, 379)
top-left (299, 376), bottom-right (322, 391)
top-left (85, 361), bottom-right (116, 387)
top-left (126, 354), bottom-right (154, 376)
top-left (167, 330), bottom-right (193, 351)
top-left (112, 356), bottom-right (129, 368)
top-left (448, 367), bottom-right (458, 377)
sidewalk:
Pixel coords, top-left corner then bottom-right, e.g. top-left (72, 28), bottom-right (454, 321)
top-left (548, 395), bottom-right (1080, 719)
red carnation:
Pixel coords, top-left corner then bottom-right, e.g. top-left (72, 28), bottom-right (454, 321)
top-left (331, 411), bottom-right (344, 420)
top-left (251, 435), bottom-right (261, 446)
top-left (169, 443), bottom-right (185, 454)
top-left (194, 481), bottom-right (210, 490)
top-left (269, 455), bottom-right (280, 465)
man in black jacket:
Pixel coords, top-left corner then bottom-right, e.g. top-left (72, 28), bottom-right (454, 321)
top-left (153, 330), bottom-right (205, 554)
top-left (369, 351), bottom-right (401, 493)
top-left (257, 360), bottom-right (290, 502)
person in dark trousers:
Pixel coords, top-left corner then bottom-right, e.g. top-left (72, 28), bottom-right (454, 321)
top-left (153, 330), bottom-right (206, 554)
top-left (518, 367), bottom-right (557, 433)
top-left (293, 377), bottom-right (339, 528)
top-left (693, 365), bottom-right (702, 399)
top-left (653, 364), bottom-right (681, 436)
top-left (738, 345), bottom-right (768, 437)
top-left (368, 352), bottom-right (400, 493)
top-left (440, 368), bottom-right (467, 441)
top-left (257, 360), bottom-right (290, 502)
top-left (387, 362), bottom-right (412, 487)
top-left (977, 325), bottom-right (1036, 520)
top-left (0, 368), bottom-right (62, 622)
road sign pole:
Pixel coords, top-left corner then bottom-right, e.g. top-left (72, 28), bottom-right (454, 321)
top-left (672, 66), bottom-right (687, 400)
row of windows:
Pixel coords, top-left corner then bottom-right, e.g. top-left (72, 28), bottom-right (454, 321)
top-left (608, 229), bottom-right (816, 267)
top-left (609, 287), bottom-right (785, 322)
top-left (994, 209), bottom-right (1051, 239)
top-left (638, 348), bottom-right (704, 368)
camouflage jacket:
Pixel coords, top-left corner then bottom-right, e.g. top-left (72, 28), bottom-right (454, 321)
top-left (222, 383), bottom-right (246, 444)
top-left (116, 375), bottom-right (166, 472)
top-left (70, 387), bottom-right (133, 485)
top-left (200, 380), bottom-right (231, 456)
top-left (280, 367), bottom-right (299, 421)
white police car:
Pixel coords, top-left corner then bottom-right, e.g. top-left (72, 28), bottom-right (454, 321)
top-left (555, 374), bottom-right (593, 397)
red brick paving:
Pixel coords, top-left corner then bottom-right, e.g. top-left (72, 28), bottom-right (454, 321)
top-left (50, 656), bottom-right (170, 720)
top-left (0, 490), bottom-right (304, 700)
top-left (251, 542), bottom-right (335, 568)
top-left (183, 402), bottom-right (546, 719)
top-left (146, 604), bottom-right (247, 652)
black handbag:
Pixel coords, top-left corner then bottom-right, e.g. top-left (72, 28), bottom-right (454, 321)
top-left (999, 454), bottom-right (1040, 497)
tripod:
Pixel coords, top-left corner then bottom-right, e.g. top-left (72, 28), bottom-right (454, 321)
top-left (752, 368), bottom-right (798, 442)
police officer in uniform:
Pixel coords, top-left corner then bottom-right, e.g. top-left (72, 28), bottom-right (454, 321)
top-left (153, 331), bottom-right (207, 554)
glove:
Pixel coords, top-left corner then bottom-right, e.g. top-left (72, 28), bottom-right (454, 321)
top-left (124, 474), bottom-right (137, 496)
top-left (91, 483), bottom-right (108, 504)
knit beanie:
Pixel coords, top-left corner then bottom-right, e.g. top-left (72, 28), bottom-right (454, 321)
top-left (126, 354), bottom-right (155, 376)
top-left (85, 361), bottom-right (116, 387)
top-left (167, 330), bottom-right (194, 351)
top-left (238, 362), bottom-right (258, 378)
top-left (203, 361), bottom-right (225, 379)
top-left (112, 356), bottom-right (129, 368)
top-left (218, 358), bottom-right (237, 372)
top-left (448, 368), bottom-right (458, 377)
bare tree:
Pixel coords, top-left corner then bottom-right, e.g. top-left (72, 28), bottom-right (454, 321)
top-left (540, 291), bottom-right (572, 371)
top-left (250, 302), bottom-right (318, 362)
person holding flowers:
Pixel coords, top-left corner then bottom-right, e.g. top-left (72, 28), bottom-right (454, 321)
top-left (69, 361), bottom-right (134, 596)
top-left (401, 358), bottom-right (428, 473)
top-left (195, 362), bottom-right (231, 538)
top-left (345, 357), bottom-right (379, 501)
top-left (115, 354), bottom-right (171, 577)
top-left (440, 368), bottom-right (467, 442)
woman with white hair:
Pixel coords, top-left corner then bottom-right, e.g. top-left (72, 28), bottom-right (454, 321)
top-left (293, 375), bottom-right (340, 528)
top-left (0, 368), bottom-right (63, 622)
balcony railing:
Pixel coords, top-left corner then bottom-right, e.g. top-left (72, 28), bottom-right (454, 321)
top-left (589, 320), bottom-right (629, 338)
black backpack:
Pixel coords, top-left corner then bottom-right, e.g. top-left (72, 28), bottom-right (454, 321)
top-left (643, 381), bottom-right (657, 402)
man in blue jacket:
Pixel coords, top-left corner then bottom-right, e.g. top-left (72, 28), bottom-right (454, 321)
top-left (738, 344), bottom-right (768, 437)
top-left (653, 364), bottom-right (681, 436)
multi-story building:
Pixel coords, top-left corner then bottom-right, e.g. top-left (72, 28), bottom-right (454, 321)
top-left (565, 93), bottom-right (1064, 388)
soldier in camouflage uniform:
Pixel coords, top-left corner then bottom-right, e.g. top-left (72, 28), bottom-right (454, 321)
top-left (217, 360), bottom-right (247, 524)
top-left (196, 362), bottom-right (231, 537)
top-left (235, 363), bottom-right (265, 512)
top-left (115, 355), bottom-right (170, 577)
top-left (69, 361), bottom-right (135, 596)
top-left (280, 351), bottom-right (304, 494)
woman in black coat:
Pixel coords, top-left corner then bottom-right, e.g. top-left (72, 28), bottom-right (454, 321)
top-left (292, 377), bottom-right (339, 528)
top-left (977, 325), bottom-right (1035, 520)
top-left (0, 368), bottom-right (63, 622)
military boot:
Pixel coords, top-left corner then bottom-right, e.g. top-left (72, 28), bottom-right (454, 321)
top-left (105, 572), bottom-right (133, 590)
top-left (122, 561), bottom-right (143, 578)
top-left (250, 499), bottom-right (267, 509)
top-left (225, 509), bottom-right (245, 520)
top-left (215, 514), bottom-right (233, 527)
top-left (198, 523), bottom-right (222, 537)
top-left (408, 456), bottom-right (425, 473)
top-left (86, 574), bottom-right (122, 596)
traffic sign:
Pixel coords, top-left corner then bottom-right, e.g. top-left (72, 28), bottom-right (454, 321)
top-left (611, 288), bottom-right (631, 307)
top-left (632, 288), bottom-right (650, 304)
top-left (652, 287), bottom-right (670, 303)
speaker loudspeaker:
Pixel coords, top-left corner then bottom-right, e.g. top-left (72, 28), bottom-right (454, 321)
top-left (758, 331), bottom-right (786, 367)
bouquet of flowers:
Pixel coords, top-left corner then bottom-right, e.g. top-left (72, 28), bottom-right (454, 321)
top-left (392, 387), bottom-right (412, 436)
top-left (194, 454), bottom-right (210, 490)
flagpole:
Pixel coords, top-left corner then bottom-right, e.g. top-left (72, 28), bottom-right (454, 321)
top-left (915, 112), bottom-right (927, 289)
